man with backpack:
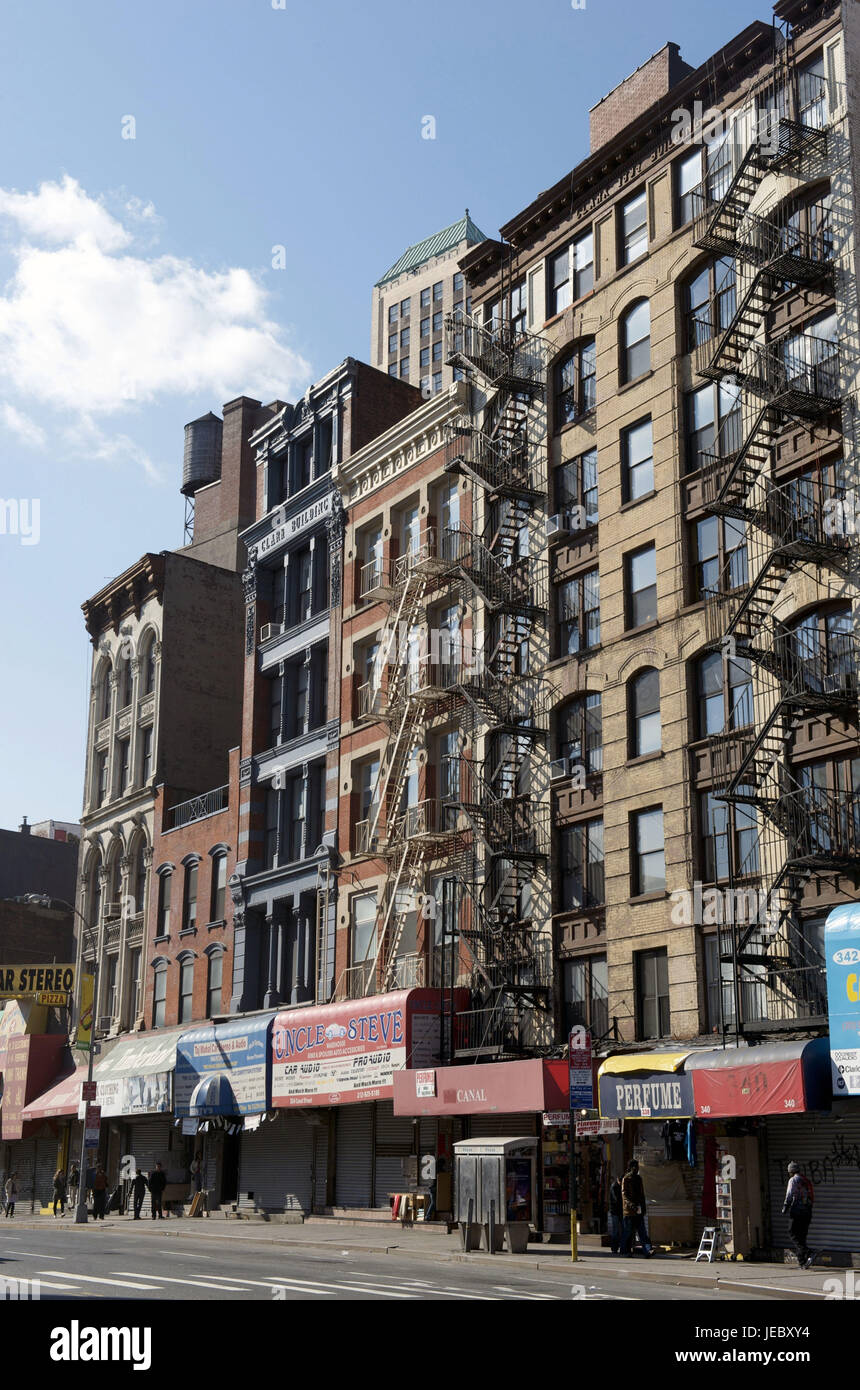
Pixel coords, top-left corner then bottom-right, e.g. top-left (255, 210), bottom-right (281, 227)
top-left (782, 1160), bottom-right (815, 1268)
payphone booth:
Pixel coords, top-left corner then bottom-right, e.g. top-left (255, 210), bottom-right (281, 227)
top-left (453, 1137), bottom-right (538, 1253)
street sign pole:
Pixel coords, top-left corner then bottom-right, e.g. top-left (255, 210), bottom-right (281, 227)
top-left (568, 1025), bottom-right (594, 1263)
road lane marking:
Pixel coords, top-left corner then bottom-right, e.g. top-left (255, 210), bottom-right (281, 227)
top-left (205, 1273), bottom-right (419, 1299)
top-left (14, 1252), bottom-right (67, 1259)
top-left (111, 1271), bottom-right (249, 1292)
top-left (34, 1281), bottom-right (94, 1292)
top-left (37, 1271), bottom-right (160, 1290)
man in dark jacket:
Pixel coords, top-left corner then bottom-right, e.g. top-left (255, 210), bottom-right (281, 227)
top-left (782, 1161), bottom-right (815, 1267)
top-left (131, 1170), bottom-right (149, 1221)
top-left (148, 1162), bottom-right (167, 1220)
top-left (92, 1165), bottom-right (109, 1220)
top-left (620, 1160), bottom-right (653, 1257)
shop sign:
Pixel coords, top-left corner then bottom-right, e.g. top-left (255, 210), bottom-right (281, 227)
top-left (175, 1015), bottom-right (273, 1117)
top-left (260, 492), bottom-right (332, 556)
top-left (272, 990), bottom-right (442, 1108)
top-left (81, 1081), bottom-right (97, 1103)
top-left (0, 964), bottom-right (75, 999)
top-left (543, 1111), bottom-right (571, 1127)
top-left (35, 992), bottom-right (68, 1007)
top-left (415, 1070), bottom-right (436, 1098)
top-left (575, 1117), bottom-right (622, 1136)
top-left (569, 1027), bottom-right (593, 1109)
top-left (825, 904), bottom-right (860, 1096)
top-left (598, 1071), bottom-right (694, 1120)
top-left (84, 1104), bottom-right (101, 1149)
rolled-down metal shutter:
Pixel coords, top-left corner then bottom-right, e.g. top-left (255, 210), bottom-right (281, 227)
top-left (468, 1113), bottom-right (537, 1138)
top-left (6, 1139), bottom-right (36, 1207)
top-left (766, 1114), bottom-right (860, 1253)
top-left (34, 1142), bottom-right (58, 1209)
top-left (239, 1113), bottom-right (310, 1212)
top-left (125, 1117), bottom-right (173, 1175)
top-left (312, 1113), bottom-right (329, 1210)
top-left (374, 1101), bottom-right (416, 1207)
top-left (335, 1104), bottom-right (373, 1208)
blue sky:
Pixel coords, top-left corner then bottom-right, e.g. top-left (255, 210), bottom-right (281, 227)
top-left (0, 0), bottom-right (768, 833)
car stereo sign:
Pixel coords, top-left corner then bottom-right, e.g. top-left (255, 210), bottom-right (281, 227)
top-left (272, 990), bottom-right (441, 1108)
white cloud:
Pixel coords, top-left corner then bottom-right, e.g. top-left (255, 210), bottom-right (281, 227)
top-left (1, 402), bottom-right (46, 449)
top-left (0, 177), bottom-right (312, 431)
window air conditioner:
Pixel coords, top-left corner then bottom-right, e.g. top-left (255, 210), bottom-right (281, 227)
top-left (260, 623), bottom-right (284, 643)
top-left (545, 514), bottom-right (571, 541)
top-left (550, 757), bottom-right (570, 781)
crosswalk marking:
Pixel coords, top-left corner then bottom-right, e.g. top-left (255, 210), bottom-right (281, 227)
top-left (36, 1271), bottom-right (160, 1291)
top-left (34, 1281), bottom-right (95, 1293)
top-left (16, 1252), bottom-right (67, 1260)
top-left (112, 1271), bottom-right (249, 1292)
top-left (206, 1273), bottom-right (419, 1300)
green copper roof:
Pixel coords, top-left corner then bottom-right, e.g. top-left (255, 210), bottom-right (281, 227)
top-left (375, 211), bottom-right (488, 287)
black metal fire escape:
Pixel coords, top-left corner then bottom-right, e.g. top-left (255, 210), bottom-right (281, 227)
top-left (691, 76), bottom-right (858, 1035)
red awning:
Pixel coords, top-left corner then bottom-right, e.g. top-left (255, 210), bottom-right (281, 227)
top-left (20, 1064), bottom-right (87, 1122)
top-left (687, 1038), bottom-right (832, 1118)
top-left (394, 1058), bottom-right (572, 1117)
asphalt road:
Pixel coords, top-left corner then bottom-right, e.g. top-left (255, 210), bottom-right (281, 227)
top-left (0, 1226), bottom-right (775, 1301)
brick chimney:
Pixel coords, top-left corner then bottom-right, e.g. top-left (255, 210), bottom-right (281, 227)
top-left (589, 42), bottom-right (694, 154)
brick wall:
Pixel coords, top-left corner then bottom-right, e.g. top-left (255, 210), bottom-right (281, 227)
top-left (589, 42), bottom-right (692, 154)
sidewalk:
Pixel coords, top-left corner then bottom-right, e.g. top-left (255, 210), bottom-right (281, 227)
top-left (2, 1209), bottom-right (839, 1298)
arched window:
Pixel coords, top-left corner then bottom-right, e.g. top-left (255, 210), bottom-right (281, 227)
top-left (620, 299), bottom-right (650, 382)
top-left (629, 668), bottom-right (661, 758)
top-left (206, 946), bottom-right (225, 1018)
top-left (555, 340), bottom-right (596, 429)
top-left (97, 663), bottom-right (112, 722)
top-left (116, 655), bottom-right (132, 710)
top-left (152, 960), bottom-right (168, 1028)
top-left (140, 635), bottom-right (157, 696)
top-left (182, 859), bottom-right (199, 931)
top-left (105, 852), bottom-right (122, 918)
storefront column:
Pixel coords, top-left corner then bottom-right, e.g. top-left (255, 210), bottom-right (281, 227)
top-left (263, 912), bottom-right (282, 1009)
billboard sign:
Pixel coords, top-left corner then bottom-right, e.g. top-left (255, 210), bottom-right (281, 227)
top-left (175, 1015), bottom-right (274, 1117)
top-left (825, 904), bottom-right (860, 1096)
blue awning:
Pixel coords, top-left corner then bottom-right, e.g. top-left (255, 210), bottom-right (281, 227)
top-left (189, 1073), bottom-right (236, 1117)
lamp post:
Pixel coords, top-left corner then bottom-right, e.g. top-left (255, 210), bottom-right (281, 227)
top-left (24, 894), bottom-right (99, 1224)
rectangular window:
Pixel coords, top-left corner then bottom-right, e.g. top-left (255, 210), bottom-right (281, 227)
top-left (211, 854), bottom-right (227, 923)
top-left (293, 548), bottom-right (313, 624)
top-left (128, 947), bottom-right (142, 1023)
top-left (560, 819), bottom-right (605, 909)
top-left (265, 788), bottom-right (279, 868)
top-left (400, 326), bottom-right (410, 350)
top-left (116, 737), bottom-right (130, 793)
top-left (420, 316), bottom-right (430, 339)
top-left (621, 418), bottom-right (653, 502)
top-left (157, 872), bottom-right (171, 937)
top-left (676, 148), bottom-right (703, 225)
top-left (388, 363), bottom-right (397, 377)
top-left (433, 310), bottom-right (443, 332)
top-left (432, 340), bottom-right (442, 362)
top-left (555, 448), bottom-right (598, 526)
top-left (400, 297), bottom-right (411, 318)
top-left (270, 672), bottom-right (283, 745)
top-left (420, 346), bottom-right (430, 368)
top-left (433, 371), bottom-right (443, 393)
top-left (548, 245), bottom-right (571, 316)
top-left (400, 358), bottom-right (409, 379)
top-left (798, 54), bottom-right (827, 130)
top-left (693, 516), bottom-right (747, 601)
top-left (626, 544), bottom-right (657, 628)
top-left (558, 568), bottom-right (600, 655)
top-left (421, 287), bottom-right (431, 308)
top-left (294, 436), bottom-right (312, 492)
top-left (352, 893), bottom-right (378, 991)
top-left (632, 808), bottom-right (665, 896)
top-left (179, 958), bottom-right (194, 1024)
top-left (573, 230), bottom-right (594, 299)
top-left (559, 692), bottom-right (602, 773)
top-left (96, 751), bottom-right (108, 805)
top-left (141, 726), bottom-right (153, 783)
top-left (183, 863), bottom-right (198, 931)
top-left (509, 280), bottom-right (527, 335)
top-left (556, 341), bottom-right (596, 428)
top-left (153, 967), bottom-right (167, 1029)
top-left (563, 956), bottom-right (608, 1039)
top-left (700, 791), bottom-right (730, 881)
top-left (635, 948), bottom-right (670, 1038)
top-left (388, 332), bottom-right (397, 355)
top-left (207, 951), bottom-right (223, 1017)
top-left (621, 190), bottom-right (648, 264)
top-left (453, 272), bottom-right (464, 293)
top-left (432, 281), bottom-right (443, 302)
top-left (388, 303), bottom-right (398, 323)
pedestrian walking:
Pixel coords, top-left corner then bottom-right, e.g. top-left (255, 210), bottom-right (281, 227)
top-left (782, 1160), bottom-right (816, 1268)
top-left (67, 1162), bottom-right (80, 1210)
top-left (52, 1168), bottom-right (67, 1217)
top-left (608, 1174), bottom-right (623, 1254)
top-left (4, 1173), bottom-right (19, 1218)
top-left (148, 1161), bottom-right (167, 1219)
top-left (92, 1164), bottom-right (109, 1220)
top-left (131, 1170), bottom-right (149, 1220)
top-left (620, 1159), bottom-right (653, 1257)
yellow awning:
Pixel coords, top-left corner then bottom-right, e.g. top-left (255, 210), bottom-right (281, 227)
top-left (598, 1052), bottom-right (690, 1079)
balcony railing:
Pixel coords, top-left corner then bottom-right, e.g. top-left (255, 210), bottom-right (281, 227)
top-left (354, 818), bottom-right (380, 857)
top-left (445, 312), bottom-right (549, 391)
top-left (359, 556), bottom-right (386, 598)
top-left (386, 953), bottom-right (425, 990)
top-left (169, 784), bottom-right (229, 830)
top-left (390, 529), bottom-right (441, 587)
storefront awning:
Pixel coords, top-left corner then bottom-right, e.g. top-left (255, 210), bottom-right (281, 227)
top-left (598, 1052), bottom-right (691, 1077)
top-left (175, 1014), bottom-right (275, 1117)
top-left (82, 1026), bottom-right (186, 1118)
top-left (21, 1063), bottom-right (87, 1122)
top-left (686, 1037), bottom-right (832, 1118)
top-left (393, 1058), bottom-right (571, 1117)
top-left (0, 1034), bottom-right (67, 1140)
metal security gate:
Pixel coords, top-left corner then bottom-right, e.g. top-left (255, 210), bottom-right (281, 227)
top-left (34, 1141), bottom-right (58, 1210)
top-left (5, 1139), bottom-right (36, 1209)
top-left (765, 1114), bottom-right (860, 1254)
top-left (335, 1104), bottom-right (373, 1208)
top-left (312, 1113), bottom-right (329, 1210)
top-left (240, 1112), bottom-right (315, 1213)
top-left (125, 1116), bottom-right (173, 1175)
top-left (374, 1101), bottom-right (415, 1208)
top-left (468, 1113), bottom-right (537, 1138)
